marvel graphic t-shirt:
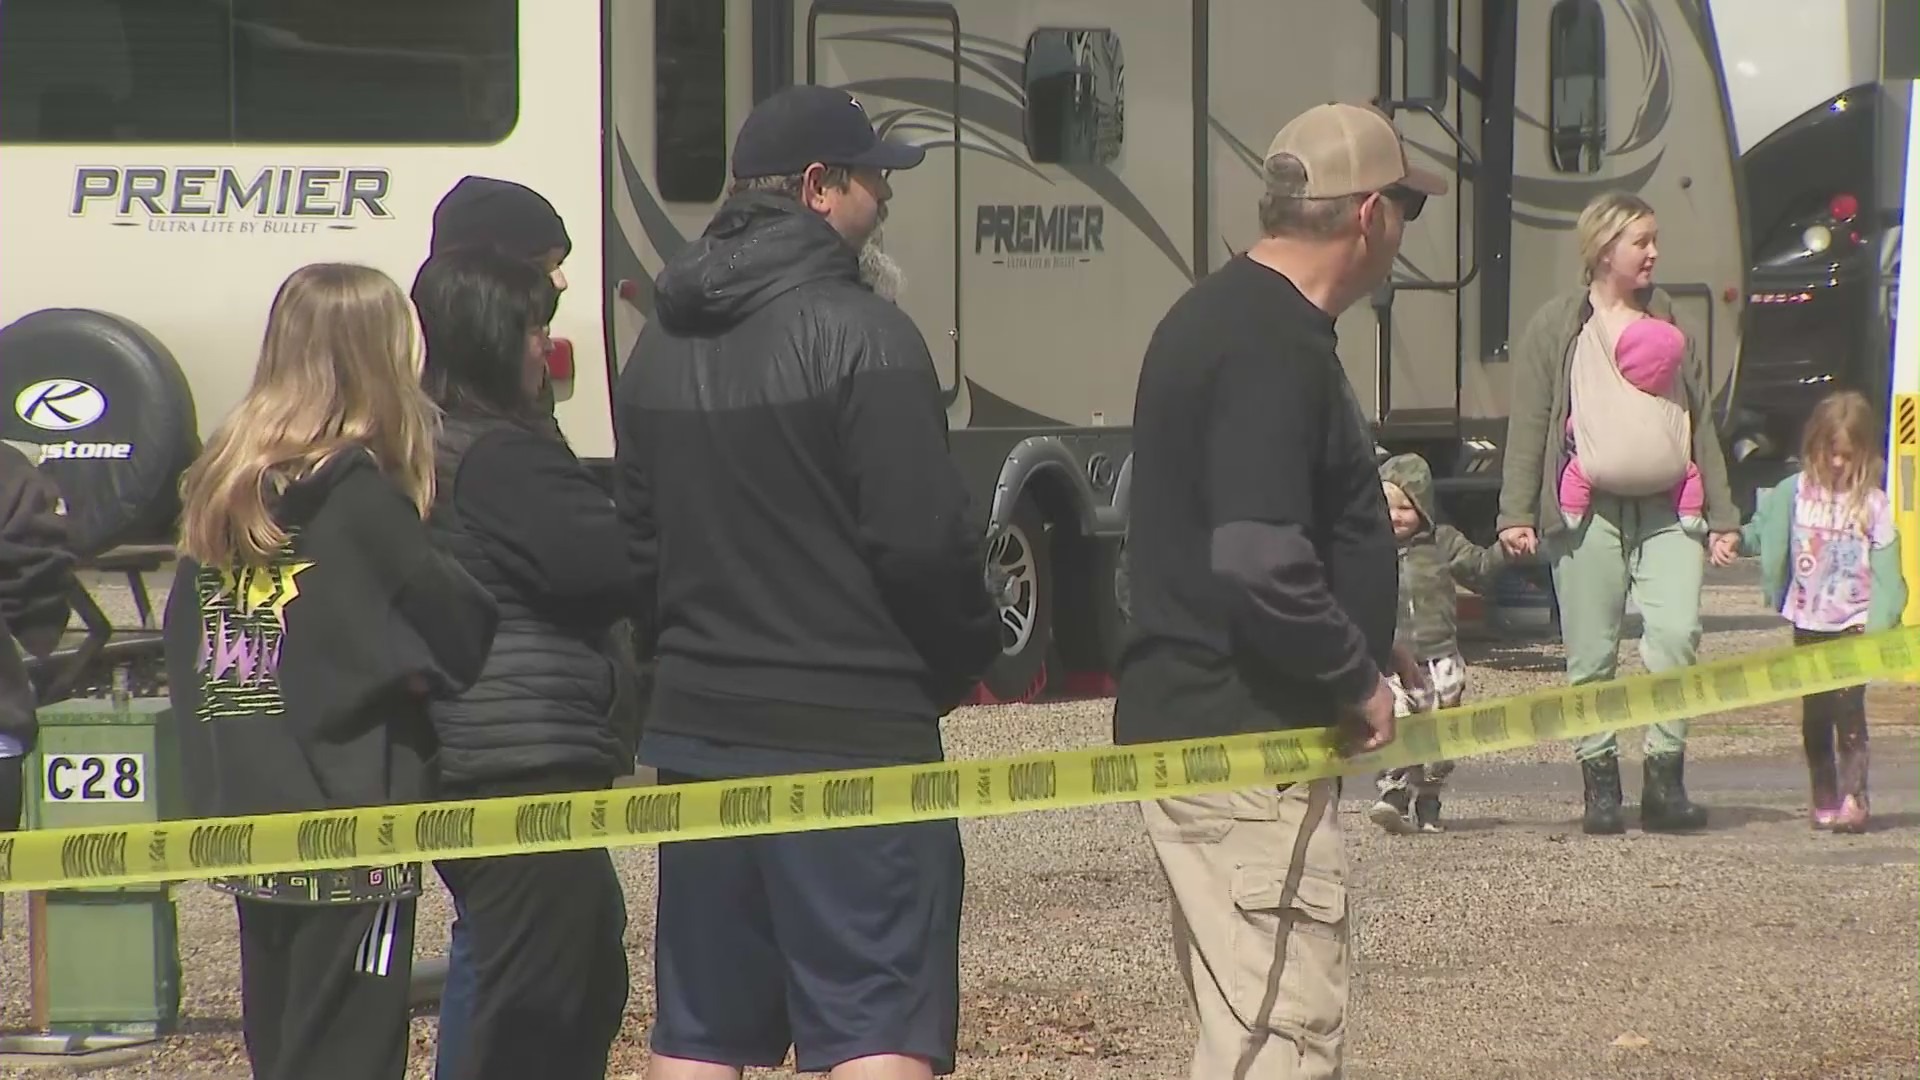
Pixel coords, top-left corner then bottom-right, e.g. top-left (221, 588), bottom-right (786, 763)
top-left (1782, 480), bottom-right (1895, 633)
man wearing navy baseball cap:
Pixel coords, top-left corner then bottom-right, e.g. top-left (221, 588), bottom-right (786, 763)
top-left (615, 85), bottom-right (999, 1080)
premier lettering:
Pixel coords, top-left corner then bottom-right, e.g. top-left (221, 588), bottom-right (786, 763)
top-left (62, 831), bottom-right (128, 879)
top-left (821, 777), bottom-right (875, 819)
top-left (189, 823), bottom-right (255, 869)
top-left (1180, 745), bottom-right (1232, 785)
top-left (973, 204), bottom-right (1105, 255)
top-left (910, 769), bottom-right (961, 813)
top-left (1007, 761), bottom-right (1057, 802)
top-left (1090, 753), bottom-right (1140, 795)
top-left (296, 816), bottom-right (358, 862)
top-left (71, 166), bottom-right (392, 219)
top-left (626, 792), bottom-right (682, 835)
top-left (515, 800), bottom-right (573, 845)
top-left (719, 785), bottom-right (774, 828)
top-left (415, 808), bottom-right (476, 851)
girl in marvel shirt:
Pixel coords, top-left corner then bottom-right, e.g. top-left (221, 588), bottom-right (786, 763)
top-left (1740, 390), bottom-right (1908, 833)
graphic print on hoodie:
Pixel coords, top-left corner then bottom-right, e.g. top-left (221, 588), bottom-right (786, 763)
top-left (193, 547), bottom-right (312, 720)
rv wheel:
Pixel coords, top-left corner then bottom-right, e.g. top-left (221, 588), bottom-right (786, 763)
top-left (981, 497), bottom-right (1053, 703)
top-left (1053, 530), bottom-right (1126, 672)
top-left (0, 310), bottom-right (200, 558)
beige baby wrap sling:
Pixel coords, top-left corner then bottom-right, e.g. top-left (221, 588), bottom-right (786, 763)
top-left (1567, 311), bottom-right (1692, 498)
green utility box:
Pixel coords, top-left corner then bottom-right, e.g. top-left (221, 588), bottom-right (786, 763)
top-left (24, 697), bottom-right (184, 1036)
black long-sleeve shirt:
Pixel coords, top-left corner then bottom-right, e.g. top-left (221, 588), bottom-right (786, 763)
top-left (1115, 254), bottom-right (1398, 745)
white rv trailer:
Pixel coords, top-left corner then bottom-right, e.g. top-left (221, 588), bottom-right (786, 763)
top-left (0, 0), bottom-right (1745, 700)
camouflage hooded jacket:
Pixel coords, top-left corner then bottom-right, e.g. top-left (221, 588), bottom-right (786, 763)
top-left (1379, 453), bottom-right (1506, 662)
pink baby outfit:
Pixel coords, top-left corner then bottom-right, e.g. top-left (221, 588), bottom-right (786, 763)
top-left (1559, 316), bottom-right (1704, 523)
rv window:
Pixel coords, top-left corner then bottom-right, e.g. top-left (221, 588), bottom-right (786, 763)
top-left (1547, 0), bottom-right (1605, 174)
top-left (1023, 29), bottom-right (1125, 166)
top-left (1398, 0), bottom-right (1449, 107)
top-left (656, 0), bottom-right (728, 203)
top-left (0, 0), bottom-right (519, 145)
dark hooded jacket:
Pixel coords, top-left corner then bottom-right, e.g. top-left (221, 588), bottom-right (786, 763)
top-left (1379, 453), bottom-right (1505, 662)
top-left (613, 193), bottom-right (1000, 763)
top-left (163, 449), bottom-right (497, 902)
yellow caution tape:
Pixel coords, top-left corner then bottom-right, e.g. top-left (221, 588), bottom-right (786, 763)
top-left (2, 627), bottom-right (1912, 894)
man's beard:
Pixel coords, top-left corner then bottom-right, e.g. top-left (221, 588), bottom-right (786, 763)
top-left (857, 226), bottom-right (907, 304)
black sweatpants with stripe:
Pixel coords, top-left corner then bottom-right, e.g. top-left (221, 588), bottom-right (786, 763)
top-left (236, 897), bottom-right (416, 1080)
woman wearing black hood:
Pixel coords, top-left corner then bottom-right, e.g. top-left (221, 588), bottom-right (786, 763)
top-left (423, 174), bottom-right (583, 1078)
top-left (428, 176), bottom-right (573, 416)
top-left (411, 246), bottom-right (636, 1080)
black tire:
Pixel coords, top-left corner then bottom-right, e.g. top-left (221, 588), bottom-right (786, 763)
top-left (980, 497), bottom-right (1053, 702)
top-left (1053, 531), bottom-right (1126, 672)
top-left (0, 309), bottom-right (199, 557)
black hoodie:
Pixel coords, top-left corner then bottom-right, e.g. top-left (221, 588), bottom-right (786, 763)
top-left (163, 449), bottom-right (497, 902)
top-left (614, 193), bottom-right (999, 764)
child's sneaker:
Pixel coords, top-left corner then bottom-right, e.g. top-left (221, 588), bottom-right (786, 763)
top-left (1369, 789), bottom-right (1413, 834)
top-left (1413, 794), bottom-right (1444, 833)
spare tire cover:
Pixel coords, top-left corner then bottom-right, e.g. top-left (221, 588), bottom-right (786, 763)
top-left (0, 309), bottom-right (198, 558)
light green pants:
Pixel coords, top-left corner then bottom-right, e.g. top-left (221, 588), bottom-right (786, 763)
top-left (1551, 495), bottom-right (1706, 761)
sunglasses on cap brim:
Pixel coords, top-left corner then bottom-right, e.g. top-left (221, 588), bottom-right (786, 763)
top-left (1379, 184), bottom-right (1426, 222)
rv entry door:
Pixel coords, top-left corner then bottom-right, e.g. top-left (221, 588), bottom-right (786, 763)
top-left (806, 3), bottom-right (963, 402)
top-left (1373, 0), bottom-right (1478, 439)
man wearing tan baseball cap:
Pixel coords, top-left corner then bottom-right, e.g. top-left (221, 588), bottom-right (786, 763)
top-left (1268, 100), bottom-right (1449, 200)
top-left (1115, 101), bottom-right (1447, 1080)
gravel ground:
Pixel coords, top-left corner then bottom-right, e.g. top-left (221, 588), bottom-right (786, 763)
top-left (2, 561), bottom-right (1915, 1079)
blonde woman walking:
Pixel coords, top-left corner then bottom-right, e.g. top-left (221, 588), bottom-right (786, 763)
top-left (1496, 192), bottom-right (1740, 835)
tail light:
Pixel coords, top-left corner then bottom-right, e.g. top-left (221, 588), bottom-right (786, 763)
top-left (546, 337), bottom-right (575, 382)
top-left (1828, 192), bottom-right (1860, 221)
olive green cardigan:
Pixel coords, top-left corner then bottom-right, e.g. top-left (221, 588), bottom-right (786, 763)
top-left (1496, 287), bottom-right (1740, 539)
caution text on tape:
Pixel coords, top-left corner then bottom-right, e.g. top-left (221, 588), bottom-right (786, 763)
top-left (1, 626), bottom-right (1911, 893)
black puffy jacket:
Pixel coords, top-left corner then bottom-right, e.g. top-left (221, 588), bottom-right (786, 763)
top-left (614, 192), bottom-right (1000, 762)
top-left (426, 415), bottom-right (634, 791)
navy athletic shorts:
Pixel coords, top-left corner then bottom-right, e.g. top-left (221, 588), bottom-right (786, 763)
top-left (648, 770), bottom-right (965, 1074)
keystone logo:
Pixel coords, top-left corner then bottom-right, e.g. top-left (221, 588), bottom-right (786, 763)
top-left (15, 379), bottom-right (106, 432)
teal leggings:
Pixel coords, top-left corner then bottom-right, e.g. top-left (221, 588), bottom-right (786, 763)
top-left (1550, 495), bottom-right (1706, 761)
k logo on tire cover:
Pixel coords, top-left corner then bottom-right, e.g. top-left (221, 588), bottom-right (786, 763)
top-left (14, 379), bottom-right (107, 431)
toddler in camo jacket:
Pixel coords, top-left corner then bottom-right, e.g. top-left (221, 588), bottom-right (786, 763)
top-left (1372, 452), bottom-right (1507, 833)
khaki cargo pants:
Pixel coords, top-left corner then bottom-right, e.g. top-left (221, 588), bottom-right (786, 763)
top-left (1142, 778), bottom-right (1347, 1080)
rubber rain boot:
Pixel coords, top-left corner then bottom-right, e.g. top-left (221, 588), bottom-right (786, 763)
top-left (1808, 757), bottom-right (1840, 829)
top-left (1580, 754), bottom-right (1626, 835)
top-left (1834, 739), bottom-right (1870, 834)
top-left (1641, 753), bottom-right (1708, 832)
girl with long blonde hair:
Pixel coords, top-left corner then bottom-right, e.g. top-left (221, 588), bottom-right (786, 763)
top-left (177, 262), bottom-right (437, 564)
top-left (1739, 390), bottom-right (1908, 833)
top-left (163, 262), bottom-right (497, 1080)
